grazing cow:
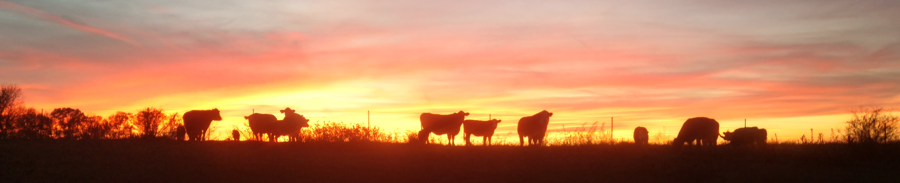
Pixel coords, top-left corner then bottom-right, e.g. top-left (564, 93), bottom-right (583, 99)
top-left (279, 107), bottom-right (310, 142)
top-left (721, 127), bottom-right (767, 146)
top-left (418, 111), bottom-right (470, 145)
top-left (634, 126), bottom-right (649, 145)
top-left (245, 113), bottom-right (279, 142)
top-left (517, 110), bottom-right (554, 146)
top-left (673, 117), bottom-right (720, 148)
top-left (175, 125), bottom-right (186, 141)
top-left (463, 119), bottom-right (502, 146)
top-left (183, 109), bottom-right (223, 141)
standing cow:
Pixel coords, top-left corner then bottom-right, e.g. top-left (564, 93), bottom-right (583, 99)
top-left (517, 110), bottom-right (553, 146)
top-left (673, 117), bottom-right (720, 148)
top-left (418, 111), bottom-right (470, 145)
top-left (721, 127), bottom-right (767, 146)
top-left (245, 113), bottom-right (279, 142)
top-left (279, 107), bottom-right (310, 142)
top-left (183, 109), bottom-right (223, 141)
top-left (634, 126), bottom-right (649, 145)
top-left (232, 129), bottom-right (240, 141)
top-left (463, 119), bottom-right (502, 146)
top-left (175, 125), bottom-right (186, 141)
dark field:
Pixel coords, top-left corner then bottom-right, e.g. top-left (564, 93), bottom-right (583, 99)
top-left (2, 141), bottom-right (899, 182)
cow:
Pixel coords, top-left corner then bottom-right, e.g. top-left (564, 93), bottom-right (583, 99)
top-left (673, 117), bottom-right (720, 148)
top-left (721, 127), bottom-right (767, 146)
top-left (278, 107), bottom-right (310, 142)
top-left (245, 113), bottom-right (279, 142)
top-left (418, 111), bottom-right (470, 145)
top-left (463, 119), bottom-right (502, 146)
top-left (634, 126), bottom-right (649, 145)
top-left (183, 109), bottom-right (223, 141)
top-left (175, 125), bottom-right (186, 141)
top-left (231, 129), bottom-right (240, 141)
top-left (517, 110), bottom-right (553, 146)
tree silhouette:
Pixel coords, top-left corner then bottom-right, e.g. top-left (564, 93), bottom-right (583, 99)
top-left (158, 112), bottom-right (181, 139)
top-left (80, 115), bottom-right (110, 140)
top-left (845, 107), bottom-right (899, 144)
top-left (50, 108), bottom-right (87, 139)
top-left (107, 112), bottom-right (134, 139)
top-left (12, 108), bottom-right (53, 139)
top-left (0, 84), bottom-right (23, 139)
top-left (134, 107), bottom-right (166, 138)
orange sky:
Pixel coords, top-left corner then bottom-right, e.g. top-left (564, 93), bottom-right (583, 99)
top-left (2, 0), bottom-right (899, 141)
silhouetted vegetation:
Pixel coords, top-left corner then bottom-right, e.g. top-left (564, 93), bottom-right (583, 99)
top-left (845, 107), bottom-right (899, 144)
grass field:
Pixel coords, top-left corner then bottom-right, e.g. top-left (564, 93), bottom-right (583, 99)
top-left (2, 140), bottom-right (899, 182)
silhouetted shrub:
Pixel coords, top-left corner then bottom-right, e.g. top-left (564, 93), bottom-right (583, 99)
top-left (292, 121), bottom-right (406, 143)
top-left (845, 107), bottom-right (899, 144)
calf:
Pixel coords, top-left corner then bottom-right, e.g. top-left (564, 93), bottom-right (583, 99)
top-left (463, 119), bottom-right (502, 146)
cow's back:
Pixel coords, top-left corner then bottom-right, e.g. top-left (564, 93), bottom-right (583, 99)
top-left (420, 113), bottom-right (465, 135)
top-left (247, 113), bottom-right (278, 133)
top-left (517, 116), bottom-right (547, 137)
top-left (183, 110), bottom-right (211, 130)
top-left (464, 120), bottom-right (498, 136)
top-left (676, 117), bottom-right (718, 140)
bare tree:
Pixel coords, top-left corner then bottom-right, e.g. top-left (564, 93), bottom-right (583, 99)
top-left (0, 84), bottom-right (22, 116)
top-left (134, 107), bottom-right (166, 138)
top-left (0, 84), bottom-right (23, 139)
top-left (845, 107), bottom-right (900, 144)
top-left (158, 112), bottom-right (181, 139)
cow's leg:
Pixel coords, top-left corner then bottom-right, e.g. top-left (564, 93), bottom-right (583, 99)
top-left (447, 134), bottom-right (453, 146)
top-left (483, 136), bottom-right (488, 146)
top-left (464, 134), bottom-right (471, 146)
top-left (519, 135), bottom-right (525, 146)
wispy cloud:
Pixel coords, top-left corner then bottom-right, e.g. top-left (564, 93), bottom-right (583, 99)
top-left (2, 0), bottom-right (899, 140)
top-left (0, 0), bottom-right (139, 46)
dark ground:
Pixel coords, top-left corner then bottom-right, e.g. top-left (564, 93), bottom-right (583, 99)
top-left (1, 140), bottom-right (898, 182)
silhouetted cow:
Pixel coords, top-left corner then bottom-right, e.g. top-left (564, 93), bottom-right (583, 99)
top-left (634, 126), bottom-right (649, 145)
top-left (278, 107), bottom-right (309, 142)
top-left (517, 110), bottom-right (553, 146)
top-left (175, 125), bottom-right (186, 141)
top-left (245, 113), bottom-right (279, 142)
top-left (673, 117), bottom-right (720, 148)
top-left (183, 109), bottom-right (223, 141)
top-left (463, 119), bottom-right (502, 146)
top-left (232, 129), bottom-right (240, 141)
top-left (721, 127), bottom-right (767, 146)
top-left (418, 111), bottom-right (470, 145)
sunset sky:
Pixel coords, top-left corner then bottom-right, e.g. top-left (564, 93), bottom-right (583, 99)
top-left (2, 0), bottom-right (899, 142)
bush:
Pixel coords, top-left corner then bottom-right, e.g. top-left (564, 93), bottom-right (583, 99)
top-left (845, 107), bottom-right (899, 144)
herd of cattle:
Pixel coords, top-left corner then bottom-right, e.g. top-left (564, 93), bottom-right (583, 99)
top-left (175, 108), bottom-right (768, 146)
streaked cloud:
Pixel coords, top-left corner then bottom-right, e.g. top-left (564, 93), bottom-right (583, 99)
top-left (1, 0), bottom-right (898, 140)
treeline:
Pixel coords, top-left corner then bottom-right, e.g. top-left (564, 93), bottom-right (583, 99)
top-left (0, 85), bottom-right (181, 140)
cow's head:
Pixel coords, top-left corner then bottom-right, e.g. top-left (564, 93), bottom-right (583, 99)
top-left (489, 119), bottom-right (502, 123)
top-left (537, 110), bottom-right (553, 118)
top-left (457, 111), bottom-right (470, 116)
top-left (280, 107), bottom-right (296, 114)
top-left (211, 108), bottom-right (223, 120)
top-left (722, 130), bottom-right (734, 141)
